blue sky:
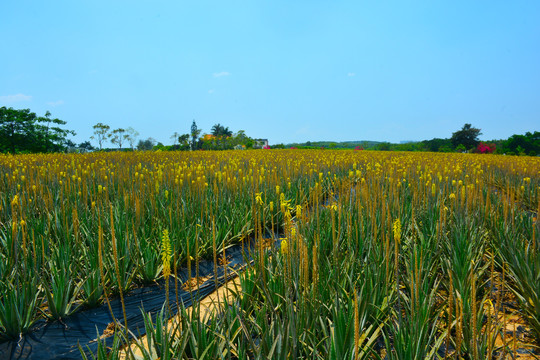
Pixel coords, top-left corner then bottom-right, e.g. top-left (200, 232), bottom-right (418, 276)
top-left (1, 1), bottom-right (539, 146)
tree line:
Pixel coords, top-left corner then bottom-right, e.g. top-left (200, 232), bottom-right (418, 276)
top-left (0, 107), bottom-right (75, 153)
top-left (289, 124), bottom-right (540, 156)
top-left (88, 120), bottom-right (258, 152)
top-left (0, 107), bottom-right (260, 153)
top-left (1, 106), bottom-right (538, 155)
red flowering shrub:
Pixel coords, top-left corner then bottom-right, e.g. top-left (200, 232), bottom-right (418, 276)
top-left (476, 142), bottom-right (496, 154)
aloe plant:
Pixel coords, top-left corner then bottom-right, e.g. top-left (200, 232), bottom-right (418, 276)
top-left (0, 276), bottom-right (41, 340)
top-left (384, 236), bottom-right (444, 360)
top-left (441, 215), bottom-right (490, 357)
top-left (41, 244), bottom-right (82, 320)
top-left (79, 329), bottom-right (124, 360)
top-left (132, 306), bottom-right (190, 360)
top-left (496, 218), bottom-right (540, 342)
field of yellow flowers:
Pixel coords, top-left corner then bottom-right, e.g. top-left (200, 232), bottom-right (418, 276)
top-left (0, 150), bottom-right (539, 359)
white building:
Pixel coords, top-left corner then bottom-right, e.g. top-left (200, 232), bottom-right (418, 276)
top-left (254, 139), bottom-right (269, 148)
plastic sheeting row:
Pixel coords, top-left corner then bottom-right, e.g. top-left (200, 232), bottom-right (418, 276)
top-left (0, 241), bottom-right (259, 360)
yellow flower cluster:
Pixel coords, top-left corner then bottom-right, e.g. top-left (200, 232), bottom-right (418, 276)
top-left (161, 229), bottom-right (172, 278)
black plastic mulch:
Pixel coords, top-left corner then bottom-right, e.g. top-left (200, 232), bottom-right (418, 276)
top-left (0, 242), bottom-right (254, 360)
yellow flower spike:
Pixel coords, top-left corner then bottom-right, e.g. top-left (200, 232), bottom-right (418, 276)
top-left (280, 239), bottom-right (288, 255)
top-left (285, 209), bottom-right (292, 220)
top-left (393, 219), bottom-right (401, 244)
top-left (161, 229), bottom-right (172, 278)
top-left (11, 194), bottom-right (19, 207)
top-left (269, 201), bottom-right (274, 212)
top-left (296, 205), bottom-right (302, 218)
top-left (255, 192), bottom-right (263, 205)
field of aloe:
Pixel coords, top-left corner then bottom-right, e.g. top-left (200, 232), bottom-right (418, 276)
top-left (0, 150), bottom-right (539, 359)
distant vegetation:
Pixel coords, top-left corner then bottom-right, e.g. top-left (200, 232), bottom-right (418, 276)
top-left (1, 106), bottom-right (538, 155)
top-left (285, 125), bottom-right (540, 156)
top-left (281, 140), bottom-right (381, 149)
top-left (0, 107), bottom-right (76, 153)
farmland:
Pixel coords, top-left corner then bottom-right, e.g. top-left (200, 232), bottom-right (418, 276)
top-left (0, 150), bottom-right (539, 359)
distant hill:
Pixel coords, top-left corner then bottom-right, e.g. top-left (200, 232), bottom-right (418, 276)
top-left (283, 140), bottom-right (382, 149)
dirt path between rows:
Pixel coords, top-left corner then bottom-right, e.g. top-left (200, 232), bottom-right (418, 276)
top-left (120, 276), bottom-right (242, 358)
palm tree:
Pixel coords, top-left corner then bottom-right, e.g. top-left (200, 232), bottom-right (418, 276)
top-left (211, 123), bottom-right (232, 137)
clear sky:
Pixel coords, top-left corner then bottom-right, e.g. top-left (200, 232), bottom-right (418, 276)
top-left (1, 1), bottom-right (539, 146)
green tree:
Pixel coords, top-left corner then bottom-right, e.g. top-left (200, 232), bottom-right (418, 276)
top-left (178, 134), bottom-right (190, 150)
top-left (78, 141), bottom-right (94, 153)
top-left (456, 144), bottom-right (467, 153)
top-left (421, 138), bottom-right (452, 152)
top-left (170, 132), bottom-right (180, 146)
top-left (376, 142), bottom-right (391, 151)
top-left (503, 131), bottom-right (540, 155)
top-left (0, 107), bottom-right (74, 153)
top-left (211, 123), bottom-right (232, 137)
top-left (191, 120), bottom-right (201, 150)
top-left (90, 123), bottom-right (111, 150)
top-left (137, 138), bottom-right (156, 151)
top-left (125, 127), bottom-right (139, 150)
top-left (451, 124), bottom-right (482, 150)
top-left (36, 111), bottom-right (76, 152)
top-left (111, 128), bottom-right (128, 149)
top-left (232, 130), bottom-right (254, 149)
top-left (0, 107), bottom-right (37, 153)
